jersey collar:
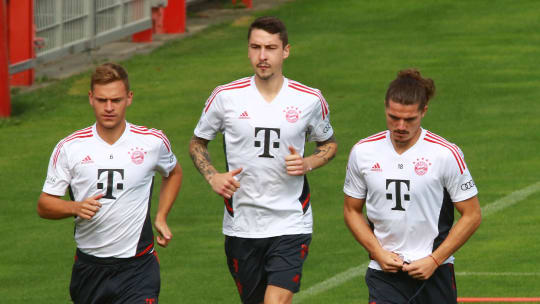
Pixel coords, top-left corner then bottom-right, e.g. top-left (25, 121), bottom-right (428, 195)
top-left (92, 121), bottom-right (130, 146)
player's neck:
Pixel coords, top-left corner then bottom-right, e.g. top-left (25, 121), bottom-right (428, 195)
top-left (96, 121), bottom-right (126, 145)
top-left (391, 128), bottom-right (422, 155)
top-left (254, 74), bottom-right (284, 103)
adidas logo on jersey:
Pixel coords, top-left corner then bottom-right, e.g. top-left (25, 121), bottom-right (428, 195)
top-left (239, 111), bottom-right (250, 119)
top-left (370, 162), bottom-right (382, 172)
top-left (81, 155), bottom-right (94, 164)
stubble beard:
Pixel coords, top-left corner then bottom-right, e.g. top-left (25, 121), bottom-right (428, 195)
top-left (256, 71), bottom-right (274, 81)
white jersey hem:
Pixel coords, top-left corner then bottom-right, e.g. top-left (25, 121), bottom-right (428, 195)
top-left (223, 228), bottom-right (312, 238)
top-left (368, 256), bottom-right (455, 270)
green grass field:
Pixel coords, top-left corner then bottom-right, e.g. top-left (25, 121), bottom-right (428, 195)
top-left (1, 0), bottom-right (540, 302)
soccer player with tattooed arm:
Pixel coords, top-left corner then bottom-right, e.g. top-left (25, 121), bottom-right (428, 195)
top-left (189, 16), bottom-right (337, 304)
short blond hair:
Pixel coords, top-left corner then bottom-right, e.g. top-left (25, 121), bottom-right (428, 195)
top-left (90, 63), bottom-right (130, 92)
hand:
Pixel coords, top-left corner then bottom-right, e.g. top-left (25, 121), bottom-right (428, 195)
top-left (209, 168), bottom-right (242, 199)
top-left (74, 194), bottom-right (103, 220)
top-left (285, 146), bottom-right (308, 176)
top-left (154, 218), bottom-right (172, 248)
top-left (402, 256), bottom-right (439, 280)
top-left (373, 249), bottom-right (404, 273)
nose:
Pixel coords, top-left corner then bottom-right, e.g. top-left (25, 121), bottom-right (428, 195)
top-left (104, 100), bottom-right (113, 112)
top-left (396, 119), bottom-right (406, 130)
top-left (259, 48), bottom-right (267, 61)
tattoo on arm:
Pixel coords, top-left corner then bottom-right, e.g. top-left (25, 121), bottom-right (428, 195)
top-left (189, 136), bottom-right (217, 181)
top-left (313, 135), bottom-right (337, 162)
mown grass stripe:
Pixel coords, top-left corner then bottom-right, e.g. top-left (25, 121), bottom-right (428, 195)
top-left (481, 181), bottom-right (540, 217)
top-left (293, 262), bottom-right (369, 303)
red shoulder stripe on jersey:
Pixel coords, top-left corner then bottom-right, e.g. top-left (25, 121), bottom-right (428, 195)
top-left (288, 81), bottom-right (329, 116)
top-left (64, 127), bottom-right (92, 139)
top-left (207, 78), bottom-right (251, 101)
top-left (52, 130), bottom-right (93, 168)
top-left (130, 125), bottom-right (171, 146)
top-left (288, 81), bottom-right (319, 94)
top-left (206, 79), bottom-right (251, 103)
top-left (204, 80), bottom-right (251, 113)
top-left (130, 125), bottom-right (171, 149)
top-left (426, 131), bottom-right (463, 159)
top-left (52, 127), bottom-right (93, 166)
top-left (288, 83), bottom-right (329, 120)
top-left (424, 137), bottom-right (465, 174)
top-left (151, 128), bottom-right (171, 148)
top-left (130, 127), bottom-right (171, 152)
top-left (151, 129), bottom-right (172, 151)
top-left (208, 79), bottom-right (251, 100)
top-left (426, 131), bottom-right (458, 147)
top-left (130, 125), bottom-right (171, 151)
top-left (130, 130), bottom-right (171, 152)
top-left (53, 134), bottom-right (93, 167)
top-left (425, 132), bottom-right (466, 171)
top-left (365, 131), bottom-right (387, 140)
top-left (230, 77), bottom-right (251, 84)
top-left (288, 81), bottom-right (329, 117)
top-left (356, 134), bottom-right (386, 146)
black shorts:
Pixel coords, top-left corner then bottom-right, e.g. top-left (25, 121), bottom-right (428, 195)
top-left (70, 249), bottom-right (160, 304)
top-left (365, 263), bottom-right (457, 304)
top-left (224, 234), bottom-right (312, 304)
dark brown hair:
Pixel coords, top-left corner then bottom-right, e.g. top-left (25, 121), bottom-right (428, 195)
top-left (90, 63), bottom-right (130, 92)
top-left (248, 16), bottom-right (288, 47)
top-left (385, 68), bottom-right (435, 109)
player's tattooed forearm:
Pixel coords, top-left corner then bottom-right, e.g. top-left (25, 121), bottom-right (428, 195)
top-left (189, 136), bottom-right (217, 180)
top-left (313, 135), bottom-right (337, 162)
top-left (313, 145), bottom-right (335, 162)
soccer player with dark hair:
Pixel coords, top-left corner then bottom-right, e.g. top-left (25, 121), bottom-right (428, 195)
top-left (189, 16), bottom-right (337, 304)
top-left (37, 62), bottom-right (182, 303)
top-left (344, 69), bottom-right (481, 303)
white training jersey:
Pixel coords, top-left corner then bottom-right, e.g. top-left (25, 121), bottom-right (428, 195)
top-left (194, 76), bottom-right (334, 238)
top-left (344, 128), bottom-right (477, 270)
top-left (42, 122), bottom-right (177, 258)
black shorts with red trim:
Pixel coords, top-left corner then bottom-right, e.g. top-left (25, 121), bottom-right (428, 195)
top-left (70, 248), bottom-right (160, 304)
top-left (365, 263), bottom-right (457, 304)
top-left (225, 234), bottom-right (311, 304)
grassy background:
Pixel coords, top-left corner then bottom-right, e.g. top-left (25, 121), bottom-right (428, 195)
top-left (1, 0), bottom-right (540, 302)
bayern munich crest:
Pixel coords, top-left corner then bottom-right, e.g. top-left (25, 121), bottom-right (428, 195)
top-left (283, 106), bottom-right (301, 123)
top-left (128, 147), bottom-right (147, 165)
top-left (413, 158), bottom-right (432, 176)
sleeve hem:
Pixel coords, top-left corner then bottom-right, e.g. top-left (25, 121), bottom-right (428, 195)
top-left (309, 130), bottom-right (335, 142)
top-left (344, 189), bottom-right (366, 199)
top-left (42, 188), bottom-right (66, 197)
top-left (452, 190), bottom-right (478, 203)
top-left (194, 130), bottom-right (216, 141)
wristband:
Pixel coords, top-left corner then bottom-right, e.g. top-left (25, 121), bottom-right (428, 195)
top-left (429, 254), bottom-right (440, 266)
